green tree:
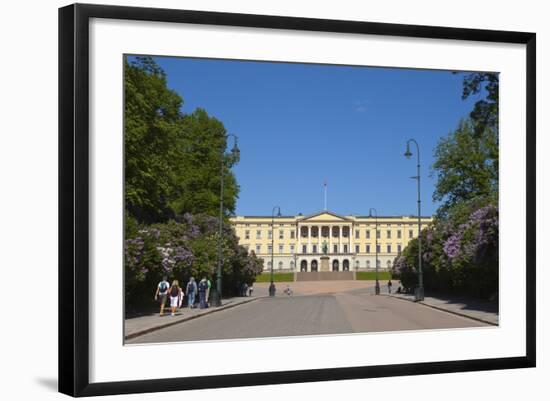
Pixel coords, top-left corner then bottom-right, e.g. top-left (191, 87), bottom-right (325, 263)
top-left (460, 72), bottom-right (499, 135)
top-left (170, 108), bottom-right (240, 218)
top-left (124, 56), bottom-right (184, 223)
top-left (432, 119), bottom-right (498, 217)
top-left (124, 57), bottom-right (240, 223)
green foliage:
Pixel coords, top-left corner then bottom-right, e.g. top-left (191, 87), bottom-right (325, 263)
top-left (124, 57), bottom-right (240, 224)
top-left (355, 271), bottom-right (392, 280)
top-left (125, 215), bottom-right (264, 309)
top-left (170, 108), bottom-right (240, 218)
top-left (432, 119), bottom-right (498, 217)
top-left (255, 273), bottom-right (295, 282)
top-left (124, 56), bottom-right (184, 223)
top-left (461, 72), bottom-right (499, 134)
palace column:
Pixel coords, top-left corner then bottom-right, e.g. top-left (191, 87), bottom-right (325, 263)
top-left (307, 225), bottom-right (311, 254)
top-left (338, 225), bottom-right (342, 254)
top-left (321, 225), bottom-right (325, 253)
top-left (297, 222), bottom-right (301, 256)
top-left (348, 223), bottom-right (352, 253)
top-left (327, 224), bottom-right (332, 253)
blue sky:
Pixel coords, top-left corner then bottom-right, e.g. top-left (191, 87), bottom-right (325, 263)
top-left (150, 56), bottom-right (481, 217)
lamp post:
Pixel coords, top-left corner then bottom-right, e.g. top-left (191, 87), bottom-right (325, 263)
top-left (404, 139), bottom-right (424, 302)
top-left (369, 208), bottom-right (380, 295)
top-left (269, 206), bottom-right (281, 297)
top-left (211, 134), bottom-right (240, 307)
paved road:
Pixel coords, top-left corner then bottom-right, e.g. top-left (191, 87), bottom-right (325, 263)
top-left (127, 286), bottom-right (488, 344)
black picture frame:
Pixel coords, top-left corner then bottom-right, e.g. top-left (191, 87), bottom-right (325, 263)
top-left (59, 3), bottom-right (536, 397)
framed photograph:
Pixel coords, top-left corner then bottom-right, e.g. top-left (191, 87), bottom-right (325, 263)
top-left (59, 3), bottom-right (536, 397)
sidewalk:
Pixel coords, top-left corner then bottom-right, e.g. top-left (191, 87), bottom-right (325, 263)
top-left (125, 296), bottom-right (261, 340)
top-left (387, 291), bottom-right (499, 325)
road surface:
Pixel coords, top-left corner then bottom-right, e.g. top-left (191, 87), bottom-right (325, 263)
top-left (127, 285), bottom-right (488, 344)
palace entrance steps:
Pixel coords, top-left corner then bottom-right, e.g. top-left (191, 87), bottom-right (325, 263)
top-left (295, 271), bottom-right (355, 281)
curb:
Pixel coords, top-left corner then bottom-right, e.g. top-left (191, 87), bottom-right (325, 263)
top-left (386, 294), bottom-right (498, 326)
top-left (125, 297), bottom-right (262, 340)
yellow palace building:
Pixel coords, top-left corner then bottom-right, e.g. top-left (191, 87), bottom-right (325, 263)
top-left (230, 211), bottom-right (432, 273)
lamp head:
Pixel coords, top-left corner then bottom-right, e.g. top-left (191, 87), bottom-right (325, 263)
top-left (231, 141), bottom-right (240, 160)
top-left (404, 142), bottom-right (412, 159)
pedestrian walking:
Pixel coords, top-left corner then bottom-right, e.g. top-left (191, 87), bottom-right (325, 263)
top-left (168, 280), bottom-right (182, 316)
top-left (198, 278), bottom-right (208, 309)
top-left (154, 276), bottom-right (170, 316)
top-left (248, 285), bottom-right (253, 297)
top-left (387, 280), bottom-right (393, 294)
top-left (242, 282), bottom-right (248, 297)
top-left (186, 277), bottom-right (197, 309)
top-left (284, 285), bottom-right (293, 296)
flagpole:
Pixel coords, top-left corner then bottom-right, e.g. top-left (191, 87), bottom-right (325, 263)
top-left (324, 180), bottom-right (327, 211)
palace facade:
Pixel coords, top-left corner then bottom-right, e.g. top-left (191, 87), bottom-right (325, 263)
top-left (230, 211), bottom-right (432, 272)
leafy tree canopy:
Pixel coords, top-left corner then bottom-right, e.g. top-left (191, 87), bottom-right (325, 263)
top-left (124, 56), bottom-right (240, 223)
top-left (432, 119), bottom-right (498, 217)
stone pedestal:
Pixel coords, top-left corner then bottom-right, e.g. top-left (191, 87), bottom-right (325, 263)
top-left (320, 256), bottom-right (330, 272)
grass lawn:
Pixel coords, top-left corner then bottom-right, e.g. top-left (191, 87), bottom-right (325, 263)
top-left (255, 273), bottom-right (295, 282)
top-left (356, 271), bottom-right (393, 280)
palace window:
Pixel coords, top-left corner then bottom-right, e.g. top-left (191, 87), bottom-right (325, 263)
top-left (278, 261), bottom-right (283, 269)
top-left (279, 245), bottom-right (284, 253)
top-left (387, 230), bottom-right (391, 239)
top-left (302, 245), bottom-right (307, 253)
top-left (290, 261), bottom-right (295, 269)
top-left (376, 230), bottom-right (381, 239)
top-left (387, 244), bottom-right (391, 253)
top-left (267, 261), bottom-right (272, 269)
top-left (355, 245), bottom-right (360, 253)
top-left (376, 244), bottom-right (381, 253)
top-left (355, 230), bottom-right (360, 239)
top-left (366, 244), bottom-right (370, 253)
top-left (343, 244), bottom-right (348, 253)
top-left (290, 230), bottom-right (295, 239)
top-left (268, 245), bottom-right (272, 253)
top-left (397, 244), bottom-right (402, 254)
top-left (312, 245), bottom-right (317, 254)
top-left (377, 260), bottom-right (381, 268)
top-left (366, 260), bottom-right (371, 268)
top-left (268, 230), bottom-right (272, 239)
top-left (397, 230), bottom-right (402, 239)
top-left (409, 229), bottom-right (413, 238)
top-left (366, 230), bottom-right (370, 239)
top-left (256, 245), bottom-right (261, 253)
top-left (290, 244), bottom-right (295, 253)
top-left (333, 244), bottom-right (338, 253)
top-left (245, 230), bottom-right (250, 239)
top-left (256, 230), bottom-right (261, 239)
top-left (279, 230), bottom-right (284, 239)
top-left (387, 260), bottom-right (392, 268)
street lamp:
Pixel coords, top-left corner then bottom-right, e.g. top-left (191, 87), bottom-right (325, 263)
top-left (369, 208), bottom-right (380, 295)
top-left (269, 206), bottom-right (281, 297)
top-left (211, 133), bottom-right (240, 307)
top-left (404, 139), bottom-right (424, 302)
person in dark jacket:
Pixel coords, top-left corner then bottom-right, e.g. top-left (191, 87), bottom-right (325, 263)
top-left (198, 278), bottom-right (208, 309)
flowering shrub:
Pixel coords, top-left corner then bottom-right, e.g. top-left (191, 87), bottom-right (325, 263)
top-left (125, 213), bottom-right (263, 309)
top-left (392, 203), bottom-right (498, 299)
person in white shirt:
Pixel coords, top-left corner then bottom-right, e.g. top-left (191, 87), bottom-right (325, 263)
top-left (154, 276), bottom-right (170, 316)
